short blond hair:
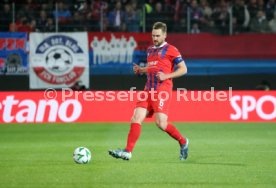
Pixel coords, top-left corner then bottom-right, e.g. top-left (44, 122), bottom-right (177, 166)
top-left (152, 22), bottom-right (167, 33)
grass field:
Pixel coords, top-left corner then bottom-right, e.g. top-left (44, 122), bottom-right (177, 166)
top-left (0, 123), bottom-right (275, 188)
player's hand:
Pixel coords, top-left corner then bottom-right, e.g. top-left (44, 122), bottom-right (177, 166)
top-left (133, 64), bottom-right (140, 74)
top-left (156, 71), bottom-right (168, 81)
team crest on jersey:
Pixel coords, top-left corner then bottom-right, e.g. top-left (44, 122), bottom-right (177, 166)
top-left (31, 35), bottom-right (85, 85)
top-left (148, 61), bottom-right (158, 66)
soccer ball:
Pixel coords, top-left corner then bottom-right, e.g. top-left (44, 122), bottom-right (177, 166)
top-left (45, 48), bottom-right (73, 73)
top-left (73, 147), bottom-right (92, 164)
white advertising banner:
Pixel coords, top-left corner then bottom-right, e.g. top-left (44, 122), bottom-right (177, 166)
top-left (29, 32), bottom-right (89, 89)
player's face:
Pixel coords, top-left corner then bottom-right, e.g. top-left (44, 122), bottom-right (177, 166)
top-left (152, 29), bottom-right (166, 47)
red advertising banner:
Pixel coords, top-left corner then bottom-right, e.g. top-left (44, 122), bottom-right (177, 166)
top-left (0, 91), bottom-right (275, 123)
top-left (167, 33), bottom-right (276, 59)
top-left (88, 32), bottom-right (151, 52)
top-left (88, 32), bottom-right (276, 59)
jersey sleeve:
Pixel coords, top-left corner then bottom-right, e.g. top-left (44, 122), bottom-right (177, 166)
top-left (168, 46), bottom-right (184, 65)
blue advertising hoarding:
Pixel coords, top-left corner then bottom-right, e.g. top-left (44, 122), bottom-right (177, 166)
top-left (0, 32), bottom-right (28, 75)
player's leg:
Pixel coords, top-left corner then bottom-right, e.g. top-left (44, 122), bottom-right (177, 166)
top-left (155, 112), bottom-right (189, 160)
top-left (125, 107), bottom-right (148, 152)
top-left (108, 107), bottom-right (147, 160)
top-left (155, 112), bottom-right (187, 144)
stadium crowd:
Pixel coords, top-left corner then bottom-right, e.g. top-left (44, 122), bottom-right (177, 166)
top-left (0, 0), bottom-right (275, 34)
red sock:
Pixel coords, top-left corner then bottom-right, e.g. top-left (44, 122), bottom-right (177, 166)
top-left (125, 123), bottom-right (141, 152)
top-left (165, 124), bottom-right (186, 145)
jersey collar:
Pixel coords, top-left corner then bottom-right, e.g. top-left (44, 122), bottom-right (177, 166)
top-left (153, 42), bottom-right (167, 49)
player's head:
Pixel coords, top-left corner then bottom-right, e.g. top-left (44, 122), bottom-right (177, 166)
top-left (152, 22), bottom-right (167, 47)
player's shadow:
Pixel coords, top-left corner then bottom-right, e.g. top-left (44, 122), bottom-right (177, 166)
top-left (186, 161), bottom-right (246, 167)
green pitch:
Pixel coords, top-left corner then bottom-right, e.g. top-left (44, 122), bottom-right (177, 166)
top-left (0, 123), bottom-right (275, 188)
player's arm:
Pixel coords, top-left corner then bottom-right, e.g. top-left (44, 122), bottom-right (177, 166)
top-left (133, 64), bottom-right (153, 74)
top-left (156, 61), bottom-right (187, 81)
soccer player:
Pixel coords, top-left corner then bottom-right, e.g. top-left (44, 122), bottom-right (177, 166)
top-left (108, 22), bottom-right (189, 160)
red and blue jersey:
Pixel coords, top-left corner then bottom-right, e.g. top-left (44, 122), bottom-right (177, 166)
top-left (145, 42), bottom-right (184, 91)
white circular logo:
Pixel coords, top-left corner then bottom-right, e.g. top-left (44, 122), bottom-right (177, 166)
top-left (32, 35), bottom-right (85, 85)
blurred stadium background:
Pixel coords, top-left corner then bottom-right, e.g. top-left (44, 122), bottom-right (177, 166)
top-left (0, 0), bottom-right (276, 187)
top-left (0, 0), bottom-right (276, 90)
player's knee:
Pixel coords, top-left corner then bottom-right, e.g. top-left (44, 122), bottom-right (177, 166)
top-left (155, 121), bottom-right (168, 131)
top-left (131, 114), bottom-right (143, 124)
